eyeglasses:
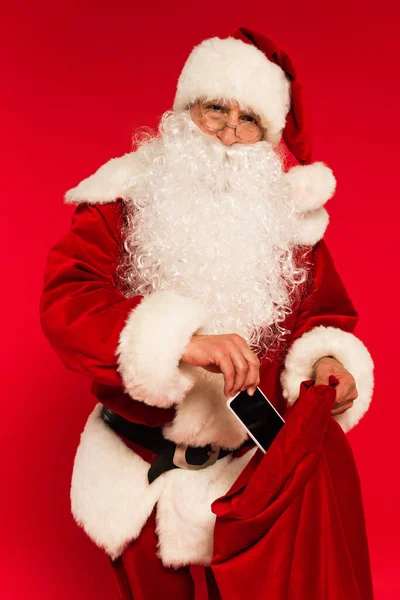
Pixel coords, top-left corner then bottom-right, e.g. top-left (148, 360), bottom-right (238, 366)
top-left (198, 104), bottom-right (264, 143)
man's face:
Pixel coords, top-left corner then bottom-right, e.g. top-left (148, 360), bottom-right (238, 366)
top-left (190, 99), bottom-right (264, 146)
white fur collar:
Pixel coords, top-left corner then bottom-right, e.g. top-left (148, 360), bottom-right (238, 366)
top-left (65, 152), bottom-right (144, 205)
top-left (65, 152), bottom-right (334, 246)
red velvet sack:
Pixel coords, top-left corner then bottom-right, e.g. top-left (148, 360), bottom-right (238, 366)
top-left (211, 377), bottom-right (374, 599)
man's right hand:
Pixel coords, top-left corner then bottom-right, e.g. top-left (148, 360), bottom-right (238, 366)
top-left (180, 333), bottom-right (260, 398)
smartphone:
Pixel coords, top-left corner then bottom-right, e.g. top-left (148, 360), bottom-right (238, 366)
top-left (227, 387), bottom-right (285, 454)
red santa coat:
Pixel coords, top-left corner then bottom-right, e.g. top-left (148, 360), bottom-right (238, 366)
top-left (39, 158), bottom-right (374, 579)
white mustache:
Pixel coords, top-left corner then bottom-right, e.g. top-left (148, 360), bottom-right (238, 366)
top-left (120, 110), bottom-right (306, 356)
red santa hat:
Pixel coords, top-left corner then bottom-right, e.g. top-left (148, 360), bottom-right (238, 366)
top-left (173, 27), bottom-right (312, 165)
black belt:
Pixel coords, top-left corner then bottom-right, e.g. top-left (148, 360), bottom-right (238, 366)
top-left (101, 406), bottom-right (244, 484)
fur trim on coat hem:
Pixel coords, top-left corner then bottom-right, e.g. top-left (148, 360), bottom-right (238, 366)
top-left (70, 403), bottom-right (257, 564)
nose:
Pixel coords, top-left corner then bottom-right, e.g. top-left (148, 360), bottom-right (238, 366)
top-left (217, 125), bottom-right (238, 146)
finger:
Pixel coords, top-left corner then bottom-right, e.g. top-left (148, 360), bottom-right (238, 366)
top-left (347, 385), bottom-right (358, 402)
top-left (247, 372), bottom-right (261, 396)
top-left (331, 401), bottom-right (354, 415)
top-left (332, 381), bottom-right (347, 405)
top-left (334, 383), bottom-right (357, 407)
top-left (229, 350), bottom-right (250, 396)
top-left (240, 350), bottom-right (260, 395)
top-left (218, 355), bottom-right (236, 398)
top-left (314, 370), bottom-right (330, 386)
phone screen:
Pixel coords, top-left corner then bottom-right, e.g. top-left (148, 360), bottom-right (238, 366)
top-left (228, 387), bottom-right (285, 453)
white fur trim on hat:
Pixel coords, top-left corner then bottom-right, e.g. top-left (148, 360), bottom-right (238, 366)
top-left (173, 36), bottom-right (291, 145)
top-left (280, 325), bottom-right (374, 432)
top-left (116, 291), bottom-right (208, 408)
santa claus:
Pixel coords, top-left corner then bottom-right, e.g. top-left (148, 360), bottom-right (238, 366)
top-left (40, 28), bottom-right (374, 600)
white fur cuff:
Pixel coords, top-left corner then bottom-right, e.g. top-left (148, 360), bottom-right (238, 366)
top-left (280, 325), bottom-right (374, 432)
top-left (116, 291), bottom-right (208, 408)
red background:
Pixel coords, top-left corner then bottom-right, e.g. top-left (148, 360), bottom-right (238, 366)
top-left (2, 1), bottom-right (399, 598)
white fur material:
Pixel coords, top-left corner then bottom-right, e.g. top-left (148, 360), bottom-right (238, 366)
top-left (64, 152), bottom-right (143, 204)
top-left (116, 291), bottom-right (208, 408)
top-left (70, 403), bottom-right (165, 560)
top-left (63, 152), bottom-right (330, 247)
top-left (70, 402), bottom-right (257, 564)
top-left (283, 162), bottom-right (337, 213)
top-left (292, 207), bottom-right (330, 247)
top-left (163, 370), bottom-right (250, 449)
top-left (156, 446), bottom-right (257, 567)
top-left (281, 325), bottom-right (374, 432)
top-left (173, 36), bottom-right (291, 144)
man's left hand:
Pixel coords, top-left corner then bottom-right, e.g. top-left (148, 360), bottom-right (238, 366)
top-left (313, 356), bottom-right (358, 416)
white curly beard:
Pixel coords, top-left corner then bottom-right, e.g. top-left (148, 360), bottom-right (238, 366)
top-left (119, 111), bottom-right (306, 356)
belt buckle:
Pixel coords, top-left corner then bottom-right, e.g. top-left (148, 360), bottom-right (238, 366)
top-left (173, 443), bottom-right (220, 470)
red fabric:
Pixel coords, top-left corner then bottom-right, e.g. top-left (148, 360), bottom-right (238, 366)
top-left (232, 27), bottom-right (313, 165)
top-left (211, 377), bottom-right (374, 599)
top-left (40, 200), bottom-right (359, 425)
top-left (39, 200), bottom-right (176, 426)
top-left (285, 240), bottom-right (359, 344)
top-left (258, 240), bottom-right (359, 418)
top-left (109, 509), bottom-right (222, 600)
top-left (108, 379), bottom-right (374, 600)
top-left (109, 509), bottom-right (195, 600)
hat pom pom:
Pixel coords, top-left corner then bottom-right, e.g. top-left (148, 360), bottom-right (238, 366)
top-left (283, 162), bottom-right (336, 213)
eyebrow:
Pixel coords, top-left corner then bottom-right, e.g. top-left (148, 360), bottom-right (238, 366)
top-left (242, 108), bottom-right (259, 119)
top-left (204, 99), bottom-right (260, 120)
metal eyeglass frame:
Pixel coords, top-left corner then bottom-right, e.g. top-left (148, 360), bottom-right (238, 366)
top-left (199, 106), bottom-right (265, 143)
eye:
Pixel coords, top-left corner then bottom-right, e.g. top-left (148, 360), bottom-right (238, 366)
top-left (240, 114), bottom-right (258, 124)
top-left (206, 104), bottom-right (224, 112)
